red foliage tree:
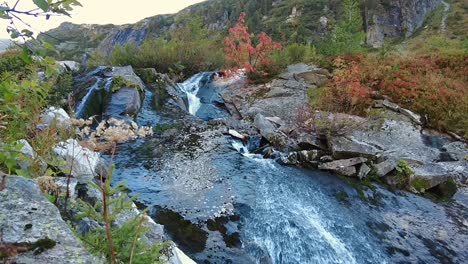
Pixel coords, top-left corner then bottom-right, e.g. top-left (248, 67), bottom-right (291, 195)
top-left (224, 12), bottom-right (282, 76)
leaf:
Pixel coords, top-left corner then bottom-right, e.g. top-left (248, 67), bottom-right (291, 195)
top-left (33, 0), bottom-right (49, 12)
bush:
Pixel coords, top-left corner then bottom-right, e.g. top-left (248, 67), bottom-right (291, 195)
top-left (314, 53), bottom-right (468, 137)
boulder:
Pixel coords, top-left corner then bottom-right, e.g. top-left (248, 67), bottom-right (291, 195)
top-left (254, 113), bottom-right (288, 148)
top-left (297, 133), bottom-right (327, 150)
top-left (57, 61), bottom-right (81, 73)
top-left (104, 87), bottom-right (141, 118)
top-left (41, 107), bottom-right (71, 129)
top-left (318, 157), bottom-right (368, 171)
top-left (410, 161), bottom-right (468, 191)
top-left (297, 150), bottom-right (320, 163)
top-left (329, 136), bottom-right (379, 160)
top-left (228, 129), bottom-right (247, 141)
top-left (53, 139), bottom-right (100, 183)
top-left (0, 176), bottom-right (100, 264)
top-left (357, 163), bottom-right (372, 180)
top-left (374, 158), bottom-right (397, 177)
top-left (280, 152), bottom-right (298, 165)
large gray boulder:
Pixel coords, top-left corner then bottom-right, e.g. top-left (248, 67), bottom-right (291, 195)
top-left (411, 161), bottom-right (468, 191)
top-left (0, 176), bottom-right (101, 264)
top-left (329, 136), bottom-right (380, 160)
top-left (254, 113), bottom-right (288, 148)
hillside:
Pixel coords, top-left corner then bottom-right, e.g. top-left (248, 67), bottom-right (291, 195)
top-left (0, 39), bottom-right (12, 52)
top-left (40, 0), bottom-right (443, 62)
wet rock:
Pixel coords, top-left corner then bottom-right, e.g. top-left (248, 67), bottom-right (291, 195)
top-left (254, 113), bottom-right (288, 148)
top-left (329, 136), bottom-right (379, 160)
top-left (104, 87), bottom-right (141, 118)
top-left (53, 139), bottom-right (100, 183)
top-left (320, 155), bottom-right (333, 162)
top-left (374, 158), bottom-right (397, 177)
top-left (0, 176), bottom-right (100, 264)
top-left (358, 163), bottom-right (372, 180)
top-left (318, 157), bottom-right (367, 171)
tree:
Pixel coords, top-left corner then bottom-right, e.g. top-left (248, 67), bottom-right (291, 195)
top-left (320, 0), bottom-right (365, 55)
top-left (224, 12), bottom-right (282, 76)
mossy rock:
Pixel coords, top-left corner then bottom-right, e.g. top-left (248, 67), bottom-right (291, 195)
top-left (409, 177), bottom-right (431, 193)
top-left (111, 76), bottom-right (139, 93)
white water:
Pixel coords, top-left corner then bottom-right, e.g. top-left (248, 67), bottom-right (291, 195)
top-left (178, 73), bottom-right (206, 115)
top-left (75, 77), bottom-right (102, 118)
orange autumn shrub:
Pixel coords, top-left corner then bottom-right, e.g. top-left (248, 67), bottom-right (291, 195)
top-left (316, 54), bottom-right (468, 137)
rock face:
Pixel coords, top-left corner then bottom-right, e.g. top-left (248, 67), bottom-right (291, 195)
top-left (366, 0), bottom-right (442, 47)
top-left (222, 64), bottom-right (323, 126)
top-left (74, 66), bottom-right (144, 119)
top-left (0, 176), bottom-right (99, 264)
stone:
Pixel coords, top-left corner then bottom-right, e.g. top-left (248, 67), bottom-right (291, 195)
top-left (399, 108), bottom-right (422, 125)
top-left (265, 116), bottom-right (286, 127)
top-left (0, 176), bottom-right (101, 264)
top-left (168, 244), bottom-right (197, 264)
top-left (41, 107), bottom-right (71, 128)
top-left (382, 100), bottom-right (400, 112)
top-left (318, 157), bottom-right (368, 171)
top-left (228, 129), bottom-right (247, 141)
top-left (357, 163), bottom-right (372, 180)
top-left (374, 158), bottom-right (397, 177)
top-left (254, 113), bottom-right (288, 148)
top-left (441, 142), bottom-right (468, 161)
top-left (297, 133), bottom-right (326, 150)
top-left (57, 61), bottom-right (81, 72)
top-left (53, 139), bottom-right (100, 183)
top-left (336, 166), bottom-right (357, 177)
top-left (297, 150), bottom-right (320, 163)
top-left (329, 136), bottom-right (379, 160)
top-left (16, 139), bottom-right (35, 171)
top-left (104, 87), bottom-right (141, 118)
top-left (410, 161), bottom-right (468, 190)
top-left (280, 152), bottom-right (298, 165)
top-left (296, 71), bottom-right (329, 86)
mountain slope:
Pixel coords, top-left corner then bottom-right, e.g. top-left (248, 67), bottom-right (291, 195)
top-left (39, 0), bottom-right (442, 62)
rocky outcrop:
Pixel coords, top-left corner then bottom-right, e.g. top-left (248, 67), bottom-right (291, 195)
top-left (0, 176), bottom-right (101, 264)
top-left (366, 0), bottom-right (442, 47)
top-left (222, 64), bottom-right (328, 127)
top-left (73, 66), bottom-right (144, 119)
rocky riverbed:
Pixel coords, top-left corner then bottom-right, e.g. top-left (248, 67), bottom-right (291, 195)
top-left (2, 63), bottom-right (467, 263)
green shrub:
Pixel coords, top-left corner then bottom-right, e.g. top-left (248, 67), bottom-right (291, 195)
top-left (394, 160), bottom-right (414, 189)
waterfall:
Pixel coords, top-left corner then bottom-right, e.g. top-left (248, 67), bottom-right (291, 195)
top-left (178, 73), bottom-right (211, 115)
top-left (75, 78), bottom-right (102, 118)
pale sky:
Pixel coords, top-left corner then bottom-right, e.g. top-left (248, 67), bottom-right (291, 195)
top-left (0, 0), bottom-right (206, 38)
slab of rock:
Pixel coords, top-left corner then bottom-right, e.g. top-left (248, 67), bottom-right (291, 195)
top-left (53, 139), bottom-right (100, 183)
top-left (336, 166), bottom-right (357, 177)
top-left (297, 133), bottom-right (326, 150)
top-left (318, 157), bottom-right (368, 171)
top-left (254, 113), bottom-right (288, 148)
top-left (374, 158), bottom-right (397, 177)
top-left (329, 136), bottom-right (379, 160)
top-left (411, 161), bottom-right (468, 190)
top-left (358, 163), bottom-right (372, 180)
top-left (296, 71), bottom-right (329, 86)
top-left (0, 176), bottom-right (100, 264)
top-left (228, 129), bottom-right (247, 141)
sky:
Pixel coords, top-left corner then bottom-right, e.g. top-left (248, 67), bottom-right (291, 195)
top-left (0, 0), bottom-right (206, 39)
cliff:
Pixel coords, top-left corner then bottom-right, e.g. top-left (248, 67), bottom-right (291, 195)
top-left (40, 0), bottom-right (442, 60)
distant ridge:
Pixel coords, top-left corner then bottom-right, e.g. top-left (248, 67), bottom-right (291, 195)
top-left (0, 39), bottom-right (12, 52)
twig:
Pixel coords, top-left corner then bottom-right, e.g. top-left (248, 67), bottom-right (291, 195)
top-left (101, 144), bottom-right (117, 264)
top-left (129, 215), bottom-right (146, 264)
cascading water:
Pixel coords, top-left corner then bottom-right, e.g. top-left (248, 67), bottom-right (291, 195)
top-left (178, 73), bottom-right (208, 115)
top-left (107, 72), bottom-right (467, 264)
top-left (75, 77), bottom-right (102, 118)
